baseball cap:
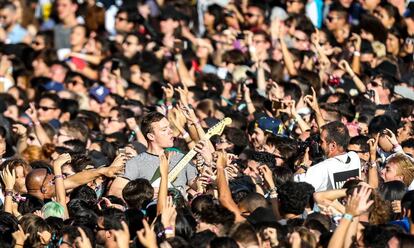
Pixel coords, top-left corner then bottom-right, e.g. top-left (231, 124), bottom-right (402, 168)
top-left (256, 117), bottom-right (285, 136)
top-left (41, 81), bottom-right (64, 92)
top-left (89, 85), bottom-right (110, 104)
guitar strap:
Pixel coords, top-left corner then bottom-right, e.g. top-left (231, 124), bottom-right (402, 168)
top-left (150, 167), bottom-right (161, 184)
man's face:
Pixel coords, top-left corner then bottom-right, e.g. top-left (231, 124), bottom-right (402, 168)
top-left (243, 160), bottom-right (260, 177)
top-left (292, 30), bottom-right (310, 51)
top-left (0, 8), bottom-right (15, 29)
top-left (160, 18), bottom-right (179, 35)
top-left (381, 162), bottom-right (403, 182)
top-left (50, 64), bottom-right (67, 83)
top-left (244, 6), bottom-right (263, 27)
top-left (215, 134), bottom-right (234, 152)
top-left (251, 34), bottom-right (270, 55)
top-left (100, 95), bottom-right (116, 117)
top-left (67, 75), bottom-right (86, 93)
top-left (397, 122), bottom-right (413, 143)
top-left (38, 98), bottom-right (61, 122)
top-left (103, 110), bottom-right (126, 135)
top-left (360, 0), bottom-right (380, 11)
top-left (148, 117), bottom-right (174, 148)
top-left (56, 127), bottom-right (74, 145)
top-left (320, 130), bottom-right (332, 157)
top-left (56, 0), bottom-right (76, 21)
top-left (286, 0), bottom-right (304, 14)
top-left (122, 35), bottom-right (140, 58)
top-left (326, 11), bottom-right (345, 31)
top-left (347, 144), bottom-right (370, 162)
top-left (249, 128), bottom-right (266, 150)
top-left (115, 12), bottom-right (132, 33)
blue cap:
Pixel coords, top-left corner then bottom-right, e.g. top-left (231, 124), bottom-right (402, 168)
top-left (256, 117), bottom-right (285, 136)
top-left (42, 81), bottom-right (64, 92)
top-left (89, 85), bottom-right (109, 104)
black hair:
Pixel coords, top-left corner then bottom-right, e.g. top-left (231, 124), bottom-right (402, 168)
top-left (273, 166), bottom-right (294, 188)
top-left (221, 127), bottom-right (248, 155)
top-left (39, 92), bottom-right (61, 109)
top-left (100, 208), bottom-right (126, 230)
top-left (368, 115), bottom-right (398, 135)
top-left (209, 237), bottom-right (239, 248)
top-left (141, 112), bottom-right (166, 139)
top-left (401, 190), bottom-right (414, 212)
top-left (189, 230), bottom-right (217, 248)
top-left (122, 178), bottom-right (154, 210)
top-left (60, 99), bottom-right (79, 120)
top-left (349, 135), bottom-right (370, 152)
top-left (69, 185), bottom-right (97, 207)
top-left (379, 180), bottom-right (407, 202)
top-left (245, 150), bottom-right (276, 168)
top-left (281, 82), bottom-right (302, 104)
top-left (321, 121), bottom-right (350, 149)
top-left (0, 212), bottom-right (19, 247)
top-left (278, 181), bottom-right (313, 215)
top-left (18, 194), bottom-right (44, 214)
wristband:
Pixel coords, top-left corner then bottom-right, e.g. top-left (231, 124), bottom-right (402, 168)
top-left (353, 51), bottom-right (361, 57)
top-left (54, 174), bottom-right (65, 180)
top-left (165, 226), bottom-right (174, 235)
top-left (4, 190), bottom-right (13, 197)
top-left (182, 132), bottom-right (190, 139)
top-left (343, 213), bottom-right (353, 221)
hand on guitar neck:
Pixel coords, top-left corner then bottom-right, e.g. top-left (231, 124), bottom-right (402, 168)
top-left (159, 151), bottom-right (172, 178)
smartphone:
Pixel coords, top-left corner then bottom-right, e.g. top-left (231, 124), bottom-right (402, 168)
top-left (118, 147), bottom-right (126, 155)
top-left (111, 59), bottom-right (120, 72)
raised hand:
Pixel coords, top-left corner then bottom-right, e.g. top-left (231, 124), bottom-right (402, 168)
top-left (259, 165), bottom-right (275, 189)
top-left (175, 86), bottom-right (189, 107)
top-left (112, 221), bottom-right (130, 248)
top-left (12, 225), bottom-right (28, 246)
top-left (215, 151), bottom-right (228, 169)
top-left (162, 83), bottom-right (175, 102)
top-left (338, 59), bottom-right (352, 74)
top-left (161, 196), bottom-right (177, 230)
top-left (75, 227), bottom-right (93, 248)
top-left (383, 128), bottom-right (399, 147)
top-left (12, 124), bottom-right (27, 137)
top-left (137, 219), bottom-right (157, 248)
top-left (159, 151), bottom-right (171, 177)
top-left (53, 153), bottom-right (71, 168)
top-left (194, 139), bottom-right (214, 165)
top-left (345, 186), bottom-right (374, 217)
top-left (1, 165), bottom-right (16, 190)
top-left (304, 87), bottom-right (319, 111)
top-left (25, 102), bottom-right (39, 123)
top-left (367, 133), bottom-right (379, 162)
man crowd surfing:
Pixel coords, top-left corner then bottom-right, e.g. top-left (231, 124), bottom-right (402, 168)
top-left (0, 0), bottom-right (414, 247)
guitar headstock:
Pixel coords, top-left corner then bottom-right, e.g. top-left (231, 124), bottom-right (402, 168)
top-left (205, 117), bottom-right (232, 138)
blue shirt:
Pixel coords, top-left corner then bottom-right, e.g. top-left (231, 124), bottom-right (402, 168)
top-left (7, 24), bottom-right (28, 44)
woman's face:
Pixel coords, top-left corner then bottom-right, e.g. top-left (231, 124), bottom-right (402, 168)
top-left (70, 26), bottom-right (87, 47)
top-left (15, 165), bottom-right (27, 194)
top-left (374, 6), bottom-right (394, 29)
top-left (31, 35), bottom-right (46, 51)
top-left (203, 12), bottom-right (215, 27)
top-left (386, 33), bottom-right (400, 55)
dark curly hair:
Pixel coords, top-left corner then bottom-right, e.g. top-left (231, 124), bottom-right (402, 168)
top-left (278, 181), bottom-right (314, 215)
top-left (246, 150), bottom-right (276, 168)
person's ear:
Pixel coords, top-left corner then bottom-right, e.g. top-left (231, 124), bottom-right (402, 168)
top-left (147, 132), bottom-right (155, 141)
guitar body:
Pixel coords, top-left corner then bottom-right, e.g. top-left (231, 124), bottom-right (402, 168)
top-left (151, 117), bottom-right (232, 188)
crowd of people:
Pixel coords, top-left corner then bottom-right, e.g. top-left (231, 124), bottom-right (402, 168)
top-left (0, 0), bottom-right (414, 247)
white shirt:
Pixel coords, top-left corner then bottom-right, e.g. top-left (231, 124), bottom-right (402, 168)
top-left (295, 152), bottom-right (361, 192)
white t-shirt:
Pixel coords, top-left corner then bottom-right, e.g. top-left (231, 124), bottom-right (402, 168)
top-left (295, 152), bottom-right (361, 192)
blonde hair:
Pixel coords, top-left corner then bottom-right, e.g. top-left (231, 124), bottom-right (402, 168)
top-left (387, 153), bottom-right (414, 186)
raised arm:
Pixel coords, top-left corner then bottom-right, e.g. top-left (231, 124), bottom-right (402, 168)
top-left (216, 151), bottom-right (244, 222)
top-left (156, 152), bottom-right (170, 215)
top-left (52, 153), bottom-right (71, 219)
top-left (1, 165), bottom-right (16, 214)
top-left (25, 103), bottom-right (52, 145)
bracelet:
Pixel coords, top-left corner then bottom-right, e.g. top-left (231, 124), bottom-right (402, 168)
top-left (54, 174), bottom-right (65, 180)
top-left (165, 226), bottom-right (174, 235)
top-left (269, 192), bottom-right (278, 199)
top-left (15, 244), bottom-right (24, 247)
top-left (343, 213), bottom-right (353, 221)
top-left (182, 132), bottom-right (190, 139)
top-left (269, 187), bottom-right (277, 193)
top-left (5, 190), bottom-right (13, 197)
top-left (353, 51), bottom-right (361, 57)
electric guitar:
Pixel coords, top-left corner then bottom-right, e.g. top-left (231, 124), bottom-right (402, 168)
top-left (150, 117), bottom-right (232, 188)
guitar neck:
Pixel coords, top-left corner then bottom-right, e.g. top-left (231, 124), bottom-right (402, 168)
top-left (168, 149), bottom-right (198, 182)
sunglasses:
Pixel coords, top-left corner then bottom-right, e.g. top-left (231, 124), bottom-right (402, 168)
top-left (347, 149), bottom-right (368, 154)
top-left (116, 16), bottom-right (128, 22)
top-left (370, 80), bottom-right (383, 88)
top-left (37, 105), bottom-right (57, 111)
top-left (244, 13), bottom-right (259, 18)
top-left (326, 15), bottom-right (340, 22)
